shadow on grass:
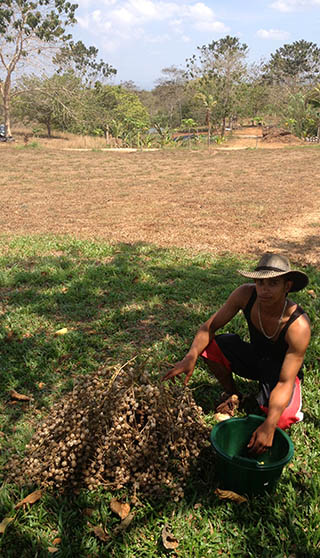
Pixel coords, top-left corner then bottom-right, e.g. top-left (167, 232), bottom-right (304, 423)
top-left (0, 239), bottom-right (319, 558)
top-left (0, 241), bottom-right (245, 401)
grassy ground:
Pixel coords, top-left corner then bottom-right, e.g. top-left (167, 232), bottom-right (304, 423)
top-left (0, 236), bottom-right (319, 558)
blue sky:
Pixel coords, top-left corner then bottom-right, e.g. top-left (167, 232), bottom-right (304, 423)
top-left (72, 0), bottom-right (320, 89)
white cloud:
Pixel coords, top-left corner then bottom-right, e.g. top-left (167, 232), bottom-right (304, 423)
top-left (76, 15), bottom-right (90, 28)
top-left (92, 9), bottom-right (102, 22)
top-left (111, 6), bottom-right (139, 25)
top-left (188, 2), bottom-right (214, 20)
top-left (109, 0), bottom-right (178, 27)
top-left (256, 28), bottom-right (290, 40)
top-left (195, 20), bottom-right (229, 32)
top-left (77, 0), bottom-right (228, 46)
top-left (144, 33), bottom-right (171, 43)
top-left (270, 0), bottom-right (320, 12)
top-left (184, 2), bottom-right (229, 32)
top-left (100, 38), bottom-right (119, 52)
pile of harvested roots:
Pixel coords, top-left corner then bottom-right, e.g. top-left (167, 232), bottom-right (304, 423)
top-left (6, 364), bottom-right (211, 500)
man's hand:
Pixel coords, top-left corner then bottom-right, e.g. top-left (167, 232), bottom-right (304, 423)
top-left (162, 354), bottom-right (196, 385)
top-left (247, 421), bottom-right (275, 455)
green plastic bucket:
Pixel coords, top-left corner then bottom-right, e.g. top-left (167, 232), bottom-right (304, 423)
top-left (210, 414), bottom-right (294, 495)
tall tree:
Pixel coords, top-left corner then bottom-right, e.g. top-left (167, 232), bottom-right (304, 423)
top-left (152, 66), bottom-right (188, 128)
top-left (0, 0), bottom-right (77, 136)
top-left (186, 36), bottom-right (248, 136)
top-left (14, 72), bottom-right (85, 137)
top-left (234, 63), bottom-right (271, 124)
top-left (193, 79), bottom-right (217, 143)
top-left (265, 40), bottom-right (320, 88)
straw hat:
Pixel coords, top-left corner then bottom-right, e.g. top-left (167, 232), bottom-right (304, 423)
top-left (238, 253), bottom-right (309, 292)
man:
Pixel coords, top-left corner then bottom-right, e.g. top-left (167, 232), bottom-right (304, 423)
top-left (163, 253), bottom-right (311, 455)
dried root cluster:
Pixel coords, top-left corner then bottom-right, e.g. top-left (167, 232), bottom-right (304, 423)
top-left (7, 366), bottom-right (211, 499)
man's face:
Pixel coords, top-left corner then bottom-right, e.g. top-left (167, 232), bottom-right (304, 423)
top-left (254, 277), bottom-right (292, 303)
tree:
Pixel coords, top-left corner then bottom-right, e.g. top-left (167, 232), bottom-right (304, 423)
top-left (186, 36), bottom-right (248, 136)
top-left (84, 84), bottom-right (150, 146)
top-left (152, 66), bottom-right (188, 128)
top-left (234, 65), bottom-right (271, 125)
top-left (14, 72), bottom-right (85, 136)
top-left (265, 40), bottom-right (320, 88)
top-left (306, 84), bottom-right (320, 137)
top-left (0, 0), bottom-right (77, 136)
top-left (53, 40), bottom-right (116, 85)
top-left (281, 92), bottom-right (319, 138)
top-left (193, 81), bottom-right (216, 144)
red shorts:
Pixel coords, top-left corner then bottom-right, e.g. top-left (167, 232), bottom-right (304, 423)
top-left (201, 335), bottom-right (303, 430)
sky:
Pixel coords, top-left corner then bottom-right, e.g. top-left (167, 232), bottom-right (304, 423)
top-left (72, 0), bottom-right (320, 89)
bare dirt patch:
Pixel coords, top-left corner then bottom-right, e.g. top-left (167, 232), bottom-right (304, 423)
top-left (261, 126), bottom-right (304, 145)
top-left (224, 125), bottom-right (304, 150)
top-left (0, 139), bottom-right (319, 267)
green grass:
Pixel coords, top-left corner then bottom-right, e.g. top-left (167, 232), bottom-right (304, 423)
top-left (16, 142), bottom-right (41, 150)
top-left (0, 236), bottom-right (319, 558)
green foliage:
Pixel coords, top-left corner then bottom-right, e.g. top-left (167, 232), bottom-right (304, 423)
top-left (211, 135), bottom-right (226, 144)
top-left (92, 128), bottom-right (105, 137)
top-left (14, 74), bottom-right (149, 146)
top-left (0, 0), bottom-right (78, 135)
top-left (282, 92), bottom-right (320, 137)
top-left (17, 141), bottom-right (41, 149)
top-left (181, 118), bottom-right (197, 130)
top-left (0, 0), bottom-right (77, 41)
top-left (253, 116), bottom-right (265, 126)
top-left (13, 72), bottom-right (85, 136)
top-left (0, 0), bottom-right (116, 140)
top-left (233, 78), bottom-right (270, 122)
top-left (150, 124), bottom-right (175, 147)
top-left (187, 35), bottom-right (248, 80)
top-left (186, 36), bottom-right (249, 135)
top-left (307, 83), bottom-right (320, 112)
top-left (152, 66), bottom-right (189, 128)
top-left (31, 126), bottom-right (43, 137)
top-left (83, 84), bottom-right (150, 146)
top-left (53, 40), bottom-right (117, 84)
top-left (265, 39), bottom-right (320, 86)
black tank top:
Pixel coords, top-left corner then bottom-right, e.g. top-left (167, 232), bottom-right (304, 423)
top-left (243, 289), bottom-right (306, 367)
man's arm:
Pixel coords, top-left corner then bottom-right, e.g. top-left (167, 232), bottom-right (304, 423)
top-left (162, 284), bottom-right (252, 384)
top-left (248, 314), bottom-right (311, 454)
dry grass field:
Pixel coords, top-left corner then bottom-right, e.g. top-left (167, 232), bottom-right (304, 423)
top-left (1, 134), bottom-right (319, 267)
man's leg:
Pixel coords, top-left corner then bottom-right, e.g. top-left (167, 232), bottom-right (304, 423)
top-left (201, 334), bottom-right (260, 414)
top-left (202, 358), bottom-right (239, 395)
top-left (259, 376), bottom-right (303, 430)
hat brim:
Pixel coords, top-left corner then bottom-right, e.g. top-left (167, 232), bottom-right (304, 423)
top-left (238, 269), bottom-right (309, 292)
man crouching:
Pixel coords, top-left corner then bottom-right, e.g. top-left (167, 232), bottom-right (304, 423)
top-left (163, 253), bottom-right (311, 455)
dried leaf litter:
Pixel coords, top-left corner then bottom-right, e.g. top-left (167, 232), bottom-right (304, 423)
top-left (6, 365), bottom-right (211, 500)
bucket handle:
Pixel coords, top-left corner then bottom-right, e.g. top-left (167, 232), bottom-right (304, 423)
top-left (231, 454), bottom-right (262, 468)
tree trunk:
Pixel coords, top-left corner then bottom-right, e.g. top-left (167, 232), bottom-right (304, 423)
top-left (206, 108), bottom-right (211, 146)
top-left (46, 119), bottom-right (52, 138)
top-left (221, 116), bottom-right (226, 138)
top-left (2, 77), bottom-right (12, 137)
